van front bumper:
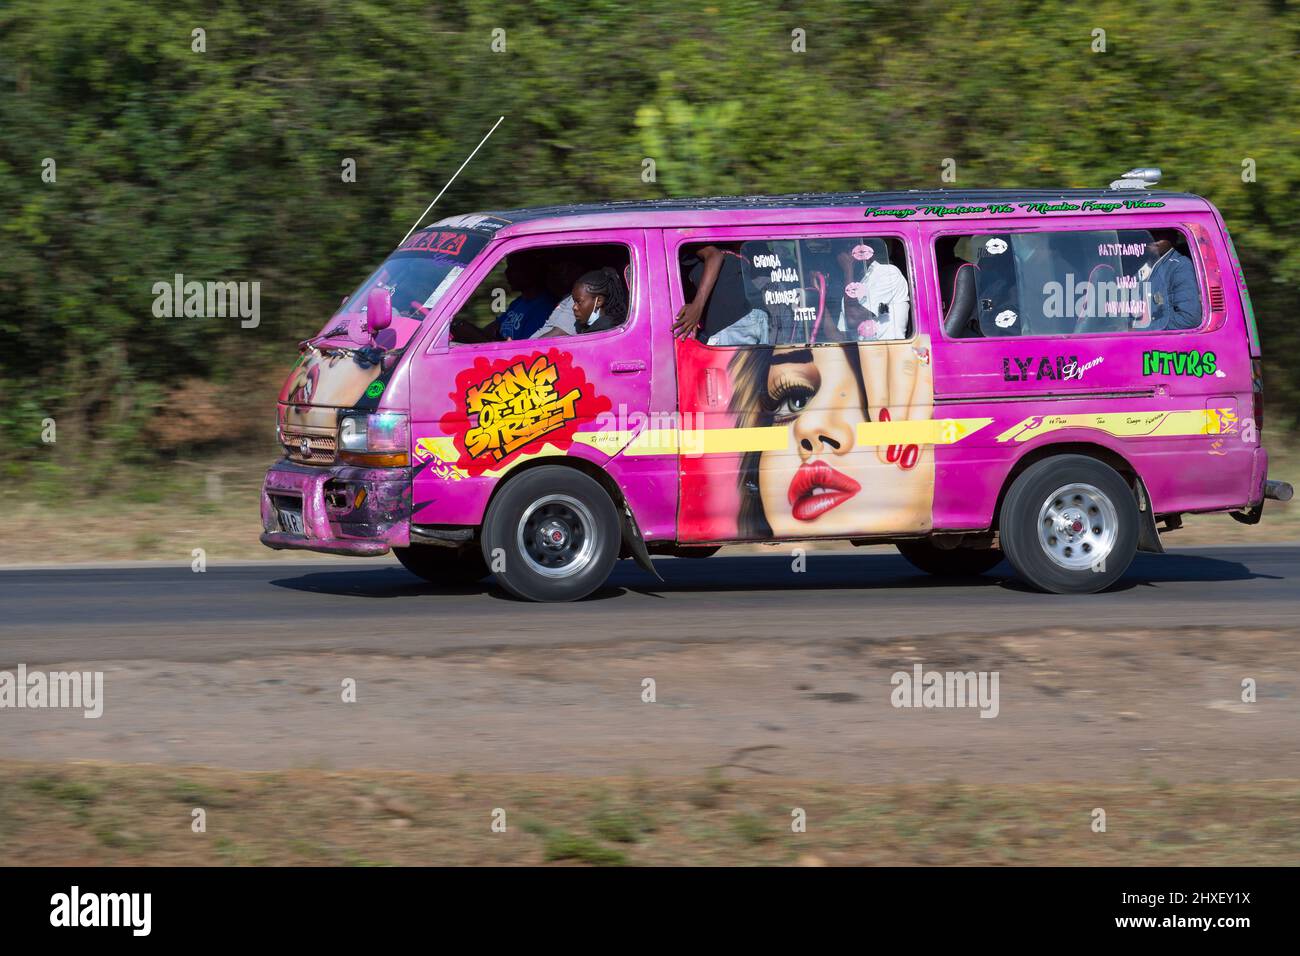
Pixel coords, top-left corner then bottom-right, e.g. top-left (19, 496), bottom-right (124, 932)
top-left (259, 458), bottom-right (412, 557)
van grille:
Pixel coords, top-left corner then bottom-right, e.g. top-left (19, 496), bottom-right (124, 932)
top-left (280, 428), bottom-right (337, 464)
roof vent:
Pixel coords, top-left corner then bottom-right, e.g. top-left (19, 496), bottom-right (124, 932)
top-left (1109, 167), bottom-right (1161, 190)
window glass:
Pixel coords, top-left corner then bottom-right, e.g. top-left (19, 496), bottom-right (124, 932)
top-left (936, 228), bottom-right (1203, 338)
top-left (679, 236), bottom-right (911, 346)
top-left (450, 244), bottom-right (632, 344)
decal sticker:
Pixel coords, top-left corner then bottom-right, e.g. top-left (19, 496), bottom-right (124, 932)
top-left (984, 238), bottom-right (1008, 255)
top-left (1003, 355), bottom-right (1084, 382)
top-left (365, 381), bottom-right (385, 398)
top-left (851, 243), bottom-right (874, 261)
top-left (1060, 356), bottom-right (1104, 380)
top-left (413, 436), bottom-right (467, 481)
top-left (396, 229), bottom-right (471, 255)
top-left (1142, 349), bottom-right (1218, 378)
top-left (862, 200), bottom-right (1165, 220)
top-left (440, 350), bottom-right (612, 476)
top-left (994, 309), bottom-right (1018, 328)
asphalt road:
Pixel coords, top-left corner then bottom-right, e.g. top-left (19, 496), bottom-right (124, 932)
top-left (0, 545), bottom-right (1294, 667)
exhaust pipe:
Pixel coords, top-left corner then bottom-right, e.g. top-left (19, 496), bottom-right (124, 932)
top-left (1265, 479), bottom-right (1294, 502)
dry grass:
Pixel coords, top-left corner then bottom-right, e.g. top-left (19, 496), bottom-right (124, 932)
top-left (2, 761), bottom-right (1296, 866)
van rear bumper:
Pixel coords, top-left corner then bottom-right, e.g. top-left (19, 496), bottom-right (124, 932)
top-left (259, 458), bottom-right (412, 557)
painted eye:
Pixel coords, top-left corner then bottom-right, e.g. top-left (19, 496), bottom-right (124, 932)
top-left (771, 385), bottom-right (814, 420)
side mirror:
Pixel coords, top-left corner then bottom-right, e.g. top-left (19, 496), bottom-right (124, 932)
top-left (365, 287), bottom-right (393, 333)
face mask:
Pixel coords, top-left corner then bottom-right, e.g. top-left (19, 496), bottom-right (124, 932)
top-left (587, 305), bottom-right (602, 326)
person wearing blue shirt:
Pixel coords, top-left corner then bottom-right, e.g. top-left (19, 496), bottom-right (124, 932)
top-left (1136, 230), bottom-right (1202, 331)
top-left (452, 253), bottom-right (558, 342)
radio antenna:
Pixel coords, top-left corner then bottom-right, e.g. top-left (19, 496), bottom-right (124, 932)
top-left (400, 115), bottom-right (505, 243)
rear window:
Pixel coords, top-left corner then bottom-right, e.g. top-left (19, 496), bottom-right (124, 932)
top-left (936, 227), bottom-right (1204, 338)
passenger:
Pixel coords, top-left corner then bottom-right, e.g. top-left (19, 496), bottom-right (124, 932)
top-left (705, 307), bottom-right (769, 346)
top-left (674, 243), bottom-right (751, 341)
top-left (1132, 229), bottom-right (1202, 330)
top-left (530, 256), bottom-right (588, 338)
top-left (451, 253), bottom-right (557, 342)
top-left (571, 267), bottom-right (628, 333)
top-left (837, 240), bottom-right (910, 341)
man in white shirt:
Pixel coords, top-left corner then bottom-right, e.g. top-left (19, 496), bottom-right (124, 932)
top-left (530, 295), bottom-right (577, 338)
top-left (839, 259), bottom-right (910, 340)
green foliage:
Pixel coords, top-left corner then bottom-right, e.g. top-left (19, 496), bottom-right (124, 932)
top-left (1, 0), bottom-right (1297, 475)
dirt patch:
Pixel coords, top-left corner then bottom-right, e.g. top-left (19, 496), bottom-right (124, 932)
top-left (3, 627), bottom-right (1296, 786)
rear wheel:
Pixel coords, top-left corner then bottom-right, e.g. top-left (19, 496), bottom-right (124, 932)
top-left (393, 544), bottom-right (489, 585)
top-left (896, 540), bottom-right (1004, 577)
top-left (999, 455), bottom-right (1138, 594)
top-left (482, 466), bottom-right (620, 602)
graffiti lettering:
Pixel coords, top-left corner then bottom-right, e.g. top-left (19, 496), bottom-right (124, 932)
top-left (464, 355), bottom-right (581, 461)
top-left (1142, 349), bottom-right (1218, 378)
top-left (1003, 355), bottom-right (1080, 382)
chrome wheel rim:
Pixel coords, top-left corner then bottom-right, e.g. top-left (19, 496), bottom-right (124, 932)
top-left (517, 494), bottom-right (597, 578)
top-left (1036, 482), bottom-right (1118, 571)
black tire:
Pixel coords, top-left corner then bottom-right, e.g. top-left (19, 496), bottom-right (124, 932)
top-left (896, 540), bottom-right (1004, 577)
top-left (999, 455), bottom-right (1138, 594)
top-left (481, 466), bottom-right (620, 602)
top-left (393, 544), bottom-right (489, 585)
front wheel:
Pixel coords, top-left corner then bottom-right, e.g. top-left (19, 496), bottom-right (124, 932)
top-left (998, 455), bottom-right (1138, 594)
top-left (896, 540), bottom-right (1004, 577)
top-left (481, 466), bottom-right (621, 602)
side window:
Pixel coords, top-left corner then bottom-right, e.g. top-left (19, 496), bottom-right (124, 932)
top-left (450, 243), bottom-right (632, 344)
top-left (936, 227), bottom-right (1204, 339)
top-left (678, 236), bottom-right (911, 347)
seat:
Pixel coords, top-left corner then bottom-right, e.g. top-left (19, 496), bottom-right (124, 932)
top-left (974, 240), bottom-right (1021, 337)
top-left (1073, 263), bottom-right (1129, 334)
top-left (943, 263), bottom-right (979, 338)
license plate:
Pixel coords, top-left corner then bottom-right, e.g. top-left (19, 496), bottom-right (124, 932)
top-left (278, 508), bottom-right (305, 535)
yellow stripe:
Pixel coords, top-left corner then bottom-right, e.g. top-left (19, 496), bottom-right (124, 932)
top-left (857, 418), bottom-right (994, 446)
top-left (995, 408), bottom-right (1228, 443)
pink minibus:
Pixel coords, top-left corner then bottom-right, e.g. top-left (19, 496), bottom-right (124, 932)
top-left (262, 177), bottom-right (1292, 600)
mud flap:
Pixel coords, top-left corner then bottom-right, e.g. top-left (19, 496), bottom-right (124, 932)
top-left (619, 503), bottom-right (662, 581)
top-left (1134, 475), bottom-right (1164, 554)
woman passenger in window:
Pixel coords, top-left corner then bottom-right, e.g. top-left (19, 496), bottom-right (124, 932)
top-left (571, 267), bottom-right (628, 333)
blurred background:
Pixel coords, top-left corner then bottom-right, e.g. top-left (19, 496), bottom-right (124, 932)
top-left (0, 0), bottom-right (1296, 559)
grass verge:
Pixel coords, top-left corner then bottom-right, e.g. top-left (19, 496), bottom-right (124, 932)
top-left (1, 761), bottom-right (1296, 866)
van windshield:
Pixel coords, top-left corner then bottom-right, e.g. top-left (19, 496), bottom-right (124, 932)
top-left (325, 229), bottom-right (491, 347)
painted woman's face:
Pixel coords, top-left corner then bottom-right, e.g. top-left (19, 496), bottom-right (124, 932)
top-left (756, 342), bottom-right (935, 538)
top-left (281, 350), bottom-right (384, 430)
top-left (757, 346), bottom-right (866, 536)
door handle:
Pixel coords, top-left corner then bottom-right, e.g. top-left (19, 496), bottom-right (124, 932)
top-left (610, 360), bottom-right (645, 374)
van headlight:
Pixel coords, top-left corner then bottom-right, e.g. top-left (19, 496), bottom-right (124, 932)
top-left (337, 412), bottom-right (409, 467)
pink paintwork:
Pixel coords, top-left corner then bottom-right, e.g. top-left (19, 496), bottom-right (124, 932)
top-left (260, 191), bottom-right (1277, 564)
